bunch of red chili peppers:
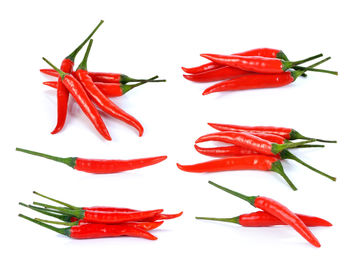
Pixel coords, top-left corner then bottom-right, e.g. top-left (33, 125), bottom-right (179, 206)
top-left (177, 123), bottom-right (336, 190)
top-left (41, 20), bottom-right (165, 140)
top-left (182, 48), bottom-right (337, 95)
top-left (19, 192), bottom-right (182, 240)
top-left (196, 181), bottom-right (331, 247)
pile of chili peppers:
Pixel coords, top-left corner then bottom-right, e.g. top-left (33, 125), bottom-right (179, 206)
top-left (41, 20), bottom-right (165, 140)
top-left (177, 123), bottom-right (336, 190)
top-left (19, 192), bottom-right (182, 240)
top-left (182, 48), bottom-right (337, 95)
top-left (196, 181), bottom-right (331, 247)
top-left (16, 147), bottom-right (167, 174)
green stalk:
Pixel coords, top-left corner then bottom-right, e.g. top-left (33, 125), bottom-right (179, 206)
top-left (292, 57), bottom-right (331, 80)
top-left (42, 58), bottom-right (67, 79)
top-left (16, 147), bottom-right (76, 168)
top-left (33, 191), bottom-right (78, 209)
top-left (122, 75), bottom-right (159, 94)
top-left (208, 181), bottom-right (257, 206)
top-left (19, 202), bottom-right (71, 221)
top-left (294, 66), bottom-right (338, 76)
top-left (271, 139), bottom-right (316, 154)
top-left (66, 20), bottom-right (103, 62)
top-left (19, 214), bottom-right (69, 236)
top-left (270, 161), bottom-right (298, 191)
top-left (35, 218), bottom-right (78, 227)
top-left (77, 39), bottom-right (93, 71)
top-left (195, 216), bottom-right (239, 224)
top-left (290, 129), bottom-right (337, 143)
top-left (33, 202), bottom-right (82, 218)
top-left (287, 53), bottom-right (323, 68)
top-left (280, 150), bottom-right (336, 181)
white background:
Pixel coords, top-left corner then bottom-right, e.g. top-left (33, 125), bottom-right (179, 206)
top-left (1, 0), bottom-right (349, 268)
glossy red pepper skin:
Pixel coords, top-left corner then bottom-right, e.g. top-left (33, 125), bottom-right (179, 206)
top-left (194, 144), bottom-right (262, 158)
top-left (75, 69), bottom-right (144, 136)
top-left (238, 211), bottom-right (332, 227)
top-left (254, 197), bottom-right (321, 247)
top-left (177, 155), bottom-right (279, 173)
top-left (81, 209), bottom-right (163, 224)
top-left (44, 81), bottom-right (124, 97)
top-left (202, 72), bottom-right (295, 95)
top-left (183, 66), bottom-right (249, 83)
top-left (51, 59), bottom-right (73, 134)
top-left (74, 156), bottom-right (167, 173)
top-left (208, 123), bottom-right (292, 138)
top-left (61, 74), bottom-right (111, 140)
top-left (182, 48), bottom-right (285, 74)
top-left (201, 54), bottom-right (289, 73)
top-left (75, 219), bottom-right (164, 231)
top-left (69, 223), bottom-right (157, 240)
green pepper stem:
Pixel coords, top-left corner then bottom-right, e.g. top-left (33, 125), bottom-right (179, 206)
top-left (280, 150), bottom-right (336, 181)
top-left (19, 202), bottom-right (71, 221)
top-left (294, 66), bottom-right (338, 76)
top-left (33, 191), bottom-right (78, 209)
top-left (296, 144), bottom-right (325, 148)
top-left (272, 139), bottom-right (316, 154)
top-left (290, 129), bottom-right (337, 143)
top-left (66, 20), bottom-right (104, 61)
top-left (33, 202), bottom-right (82, 218)
top-left (195, 216), bottom-right (240, 224)
top-left (16, 147), bottom-right (76, 168)
top-left (122, 75), bottom-right (159, 94)
top-left (35, 218), bottom-right (78, 227)
top-left (42, 58), bottom-right (66, 79)
top-left (19, 214), bottom-right (69, 236)
top-left (270, 161), bottom-right (298, 191)
top-left (208, 181), bottom-right (256, 206)
top-left (292, 57), bottom-right (331, 79)
top-left (290, 53), bottom-right (323, 66)
top-left (77, 39), bottom-right (93, 71)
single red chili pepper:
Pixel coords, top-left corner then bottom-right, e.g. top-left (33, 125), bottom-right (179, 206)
top-left (16, 147), bottom-right (167, 174)
top-left (36, 217), bottom-right (164, 231)
top-left (43, 80), bottom-right (159, 97)
top-left (32, 202), bottom-right (164, 224)
top-left (40, 69), bottom-right (166, 84)
top-left (42, 57), bottom-right (111, 140)
top-left (182, 48), bottom-right (288, 74)
top-left (202, 57), bottom-right (335, 95)
top-left (208, 181), bottom-right (321, 247)
top-left (19, 214), bottom-right (157, 240)
top-left (195, 131), bottom-right (315, 156)
top-left (32, 191), bottom-right (183, 221)
top-left (208, 122), bottom-right (337, 143)
top-left (177, 155), bottom-right (297, 190)
top-left (51, 20), bottom-right (104, 135)
top-left (196, 210), bottom-right (332, 227)
top-left (200, 53), bottom-right (322, 74)
top-left (75, 40), bottom-right (144, 136)
top-left (183, 66), bottom-right (250, 83)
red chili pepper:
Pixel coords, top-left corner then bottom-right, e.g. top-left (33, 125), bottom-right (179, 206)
top-left (208, 122), bottom-right (337, 143)
top-left (208, 181), bottom-right (321, 247)
top-left (177, 155), bottom-right (296, 190)
top-left (51, 20), bottom-right (104, 135)
top-left (182, 48), bottom-right (288, 74)
top-left (16, 147), bottom-right (167, 174)
top-left (195, 131), bottom-right (314, 156)
top-left (40, 69), bottom-right (166, 84)
top-left (75, 40), bottom-right (144, 136)
top-left (196, 210), bottom-right (332, 227)
top-left (43, 80), bottom-right (155, 97)
top-left (200, 53), bottom-right (322, 74)
top-left (42, 57), bottom-right (111, 140)
top-left (19, 214), bottom-right (157, 240)
top-left (202, 56), bottom-right (335, 95)
top-left (183, 66), bottom-right (249, 83)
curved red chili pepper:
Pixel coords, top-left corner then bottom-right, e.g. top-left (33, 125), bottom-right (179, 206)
top-left (42, 57), bottom-right (111, 140)
top-left (183, 66), bottom-right (249, 83)
top-left (208, 123), bottom-right (337, 143)
top-left (200, 53), bottom-right (322, 73)
top-left (208, 181), bottom-right (321, 247)
top-left (16, 147), bottom-right (167, 174)
top-left (182, 48), bottom-right (286, 74)
top-left (194, 144), bottom-right (260, 157)
top-left (75, 40), bottom-right (144, 136)
top-left (40, 69), bottom-right (165, 84)
top-left (51, 20), bottom-right (104, 135)
top-left (19, 214), bottom-right (157, 240)
top-left (176, 155), bottom-right (296, 190)
top-left (195, 131), bottom-right (313, 156)
top-left (43, 80), bottom-right (151, 97)
top-left (196, 210), bottom-right (332, 227)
